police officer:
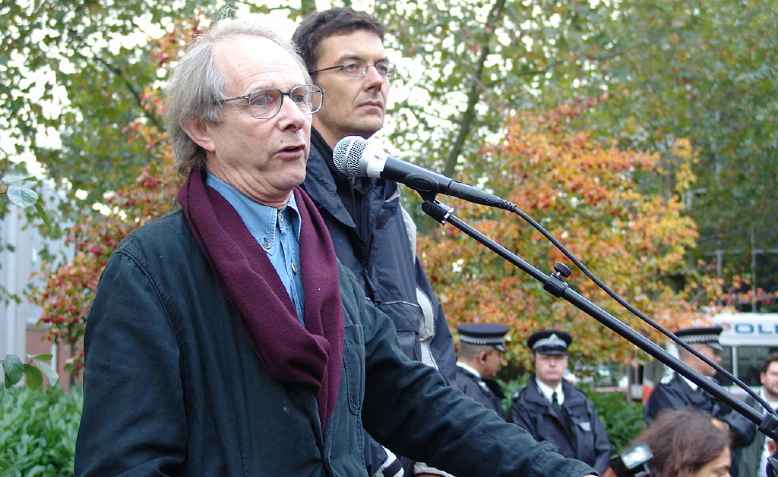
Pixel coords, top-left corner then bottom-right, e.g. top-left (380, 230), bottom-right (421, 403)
top-left (510, 330), bottom-right (611, 474)
top-left (453, 323), bottom-right (509, 418)
top-left (645, 326), bottom-right (755, 477)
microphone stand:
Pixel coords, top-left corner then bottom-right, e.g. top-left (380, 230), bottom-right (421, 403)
top-left (420, 198), bottom-right (778, 441)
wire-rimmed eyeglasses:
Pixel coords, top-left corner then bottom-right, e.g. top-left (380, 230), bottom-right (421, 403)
top-left (310, 60), bottom-right (396, 80)
top-left (217, 84), bottom-right (324, 119)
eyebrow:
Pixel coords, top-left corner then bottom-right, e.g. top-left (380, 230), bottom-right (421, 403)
top-left (334, 54), bottom-right (388, 64)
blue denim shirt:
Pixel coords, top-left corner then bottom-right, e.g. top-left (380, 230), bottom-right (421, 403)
top-left (207, 173), bottom-right (304, 322)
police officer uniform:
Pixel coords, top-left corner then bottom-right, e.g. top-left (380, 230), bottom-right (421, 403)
top-left (509, 330), bottom-right (611, 474)
top-left (645, 326), bottom-right (755, 477)
top-left (453, 324), bottom-right (508, 418)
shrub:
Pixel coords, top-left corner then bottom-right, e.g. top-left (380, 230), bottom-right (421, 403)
top-left (584, 388), bottom-right (645, 453)
top-left (0, 387), bottom-right (82, 476)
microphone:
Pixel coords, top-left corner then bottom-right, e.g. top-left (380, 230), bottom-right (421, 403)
top-left (332, 136), bottom-right (511, 210)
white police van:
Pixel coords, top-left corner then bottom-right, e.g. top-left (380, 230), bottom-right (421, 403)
top-left (638, 313), bottom-right (778, 400)
top-left (714, 313), bottom-right (778, 395)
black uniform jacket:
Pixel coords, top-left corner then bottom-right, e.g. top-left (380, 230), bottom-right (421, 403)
top-left (645, 374), bottom-right (755, 448)
top-left (510, 378), bottom-right (612, 474)
top-left (74, 211), bottom-right (596, 477)
top-left (453, 364), bottom-right (505, 418)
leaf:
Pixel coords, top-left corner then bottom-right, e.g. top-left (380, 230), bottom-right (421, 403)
top-left (1, 173), bottom-right (33, 184)
top-left (23, 364), bottom-right (44, 390)
top-left (32, 198), bottom-right (53, 229)
top-left (28, 353), bottom-right (52, 363)
top-left (3, 355), bottom-right (24, 387)
top-left (7, 184), bottom-right (39, 208)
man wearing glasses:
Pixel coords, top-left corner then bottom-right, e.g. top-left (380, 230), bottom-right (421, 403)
top-left (74, 15), bottom-right (596, 477)
top-left (294, 9), bottom-right (457, 477)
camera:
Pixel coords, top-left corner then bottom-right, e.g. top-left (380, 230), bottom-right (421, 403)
top-left (609, 443), bottom-right (652, 477)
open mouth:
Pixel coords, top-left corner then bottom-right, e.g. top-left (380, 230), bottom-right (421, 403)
top-left (279, 144), bottom-right (305, 154)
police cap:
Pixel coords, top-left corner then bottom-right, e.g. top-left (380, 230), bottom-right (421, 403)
top-left (527, 329), bottom-right (572, 355)
top-left (676, 326), bottom-right (723, 351)
top-left (458, 323), bottom-right (509, 352)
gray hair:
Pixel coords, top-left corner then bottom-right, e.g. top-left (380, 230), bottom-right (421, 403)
top-left (165, 16), bottom-right (311, 174)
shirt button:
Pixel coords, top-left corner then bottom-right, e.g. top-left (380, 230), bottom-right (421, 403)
top-left (291, 262), bottom-right (297, 274)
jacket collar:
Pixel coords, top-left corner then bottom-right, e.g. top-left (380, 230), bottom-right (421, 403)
top-left (303, 129), bottom-right (357, 230)
top-left (524, 376), bottom-right (581, 408)
top-left (456, 361), bottom-right (482, 379)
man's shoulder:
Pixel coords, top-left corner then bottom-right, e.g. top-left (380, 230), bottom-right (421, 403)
top-left (512, 378), bottom-right (542, 404)
top-left (114, 210), bottom-right (193, 263)
top-left (562, 381), bottom-right (589, 401)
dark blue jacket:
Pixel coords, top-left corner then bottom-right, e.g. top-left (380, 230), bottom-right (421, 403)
top-left (303, 131), bottom-right (457, 474)
top-left (74, 210), bottom-right (595, 477)
top-left (453, 364), bottom-right (505, 418)
top-left (645, 374), bottom-right (755, 446)
top-left (510, 378), bottom-right (612, 474)
top-left (302, 130), bottom-right (456, 381)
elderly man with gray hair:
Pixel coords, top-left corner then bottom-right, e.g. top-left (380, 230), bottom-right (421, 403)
top-left (73, 16), bottom-right (597, 477)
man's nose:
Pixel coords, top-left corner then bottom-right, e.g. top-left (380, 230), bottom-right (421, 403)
top-left (277, 96), bottom-right (307, 129)
top-left (363, 65), bottom-right (385, 89)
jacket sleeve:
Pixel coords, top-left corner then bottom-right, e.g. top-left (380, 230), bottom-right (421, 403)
top-left (589, 402), bottom-right (612, 474)
top-left (415, 260), bottom-right (457, 384)
top-left (74, 249), bottom-right (186, 477)
top-left (354, 289), bottom-right (594, 477)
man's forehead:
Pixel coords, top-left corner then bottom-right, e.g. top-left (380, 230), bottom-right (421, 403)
top-left (318, 30), bottom-right (385, 61)
top-left (214, 36), bottom-right (306, 89)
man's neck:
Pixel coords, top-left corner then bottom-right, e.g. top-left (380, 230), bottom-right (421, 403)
top-left (457, 360), bottom-right (484, 378)
top-left (312, 123), bottom-right (342, 150)
top-left (537, 377), bottom-right (562, 390)
top-left (763, 388), bottom-right (778, 404)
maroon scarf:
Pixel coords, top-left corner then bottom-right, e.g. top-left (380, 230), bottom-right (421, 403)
top-left (177, 168), bottom-right (343, 427)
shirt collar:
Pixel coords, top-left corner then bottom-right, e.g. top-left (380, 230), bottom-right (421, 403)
top-left (681, 374), bottom-right (700, 391)
top-left (536, 377), bottom-right (564, 404)
top-left (205, 172), bottom-right (301, 254)
top-left (456, 361), bottom-right (482, 379)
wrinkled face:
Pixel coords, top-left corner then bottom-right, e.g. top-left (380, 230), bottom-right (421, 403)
top-left (480, 349), bottom-right (504, 380)
top-left (761, 361), bottom-right (778, 399)
top-left (534, 352), bottom-right (568, 387)
top-left (190, 35), bottom-right (311, 206)
top-left (311, 29), bottom-right (389, 147)
top-left (688, 446), bottom-right (730, 477)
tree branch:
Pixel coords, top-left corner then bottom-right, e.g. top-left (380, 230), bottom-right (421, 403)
top-left (442, 0), bottom-right (507, 177)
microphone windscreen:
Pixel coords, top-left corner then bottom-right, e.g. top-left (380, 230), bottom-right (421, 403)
top-left (333, 136), bottom-right (368, 177)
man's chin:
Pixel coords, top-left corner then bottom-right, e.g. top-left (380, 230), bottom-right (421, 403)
top-left (351, 117), bottom-right (384, 135)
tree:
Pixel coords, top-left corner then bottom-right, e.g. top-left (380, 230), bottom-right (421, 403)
top-left (575, 1), bottom-right (778, 299)
top-left (418, 101), bottom-right (719, 367)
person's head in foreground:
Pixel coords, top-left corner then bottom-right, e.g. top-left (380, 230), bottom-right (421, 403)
top-left (634, 409), bottom-right (731, 477)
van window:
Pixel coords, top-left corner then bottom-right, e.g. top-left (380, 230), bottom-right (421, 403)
top-left (726, 345), bottom-right (778, 386)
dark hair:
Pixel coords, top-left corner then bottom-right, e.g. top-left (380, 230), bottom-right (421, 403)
top-left (761, 352), bottom-right (778, 374)
top-left (292, 8), bottom-right (385, 73)
top-left (634, 409), bottom-right (730, 477)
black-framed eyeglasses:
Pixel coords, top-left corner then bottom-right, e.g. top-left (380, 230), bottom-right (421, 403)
top-left (217, 84), bottom-right (324, 119)
top-left (310, 60), bottom-right (395, 80)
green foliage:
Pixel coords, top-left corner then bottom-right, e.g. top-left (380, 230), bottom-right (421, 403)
top-left (583, 387), bottom-right (645, 454)
top-left (2, 354), bottom-right (59, 393)
top-left (0, 387), bottom-right (82, 477)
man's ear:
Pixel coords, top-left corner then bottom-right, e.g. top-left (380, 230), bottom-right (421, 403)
top-left (181, 117), bottom-right (216, 153)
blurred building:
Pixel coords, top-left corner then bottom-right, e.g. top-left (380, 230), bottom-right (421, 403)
top-left (1, 203), bottom-right (74, 384)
